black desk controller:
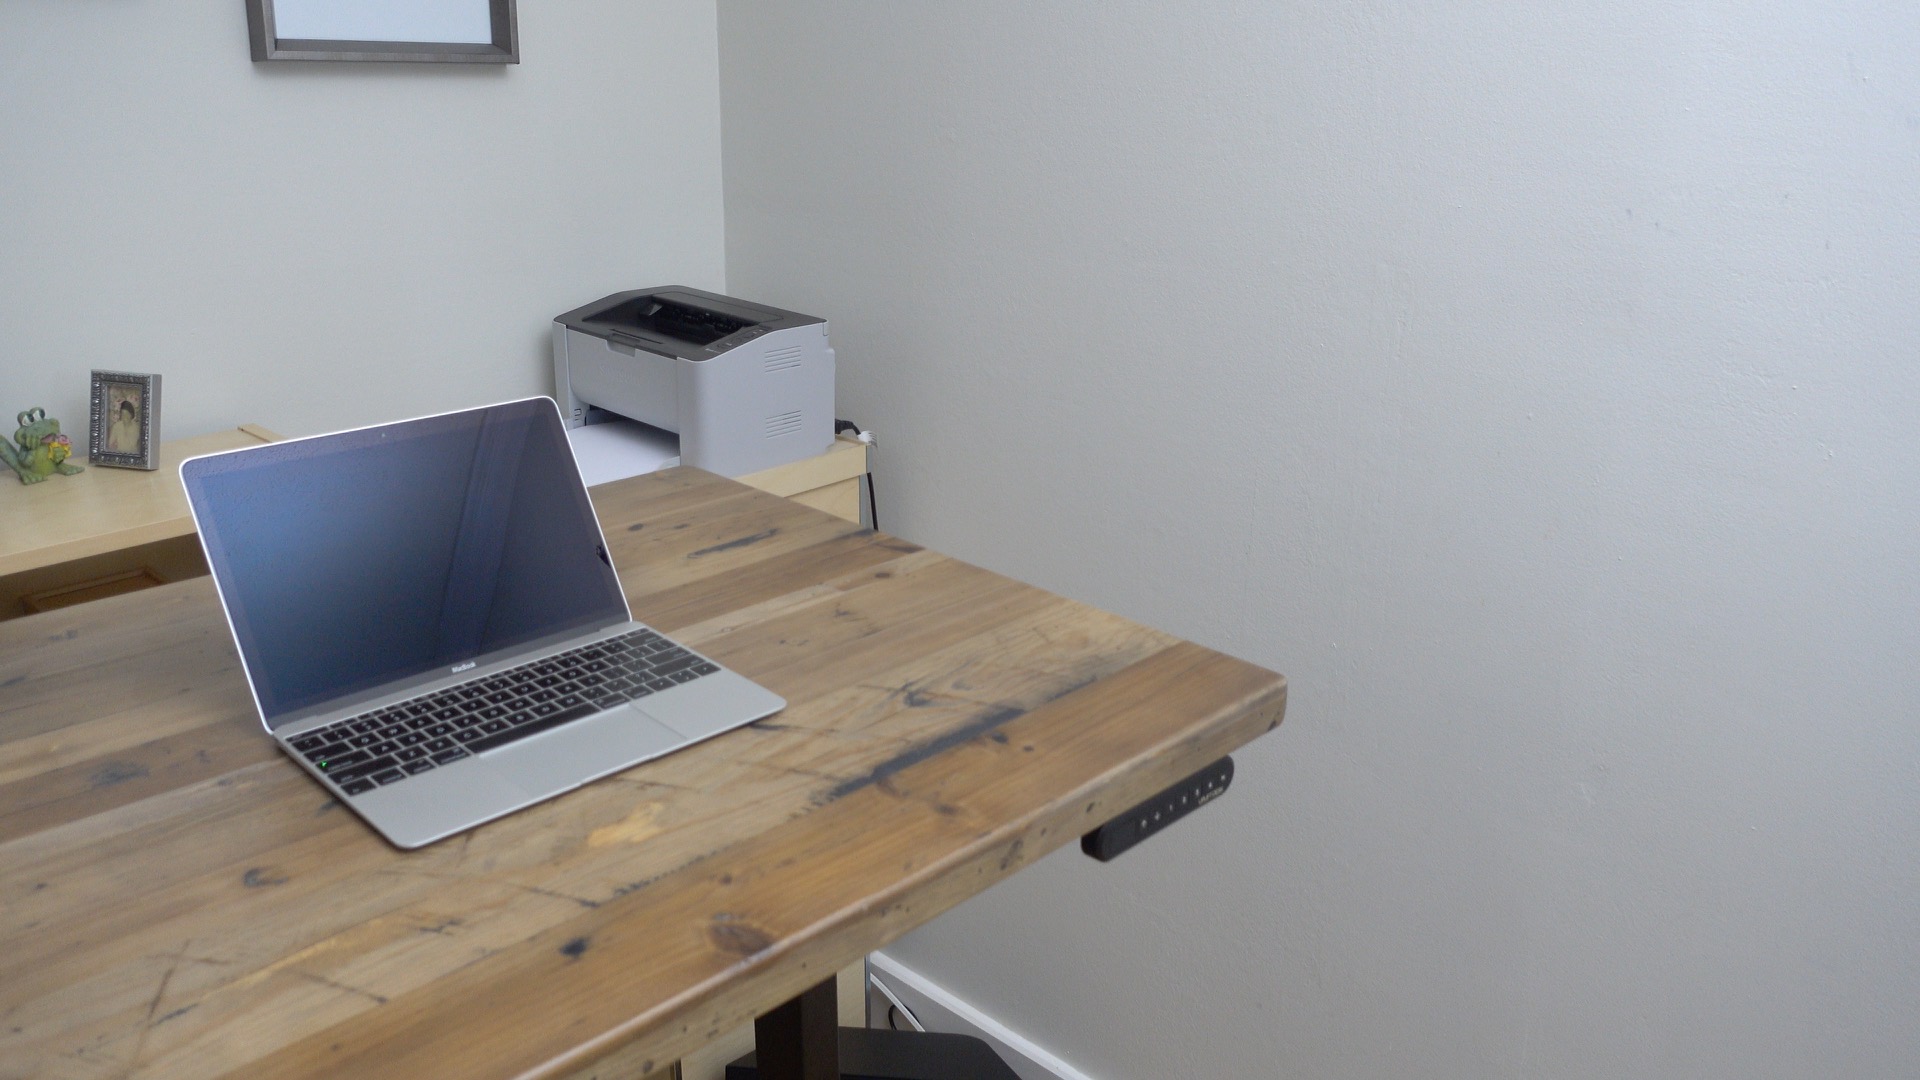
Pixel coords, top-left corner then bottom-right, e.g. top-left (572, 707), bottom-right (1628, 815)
top-left (1081, 756), bottom-right (1234, 862)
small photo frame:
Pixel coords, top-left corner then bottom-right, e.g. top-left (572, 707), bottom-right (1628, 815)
top-left (89, 371), bottom-right (162, 470)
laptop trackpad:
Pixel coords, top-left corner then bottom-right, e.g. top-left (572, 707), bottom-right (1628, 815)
top-left (483, 704), bottom-right (685, 797)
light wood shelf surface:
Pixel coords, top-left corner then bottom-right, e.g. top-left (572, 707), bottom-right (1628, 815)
top-left (736, 434), bottom-right (869, 526)
top-left (0, 424), bottom-right (278, 579)
top-left (737, 434), bottom-right (867, 499)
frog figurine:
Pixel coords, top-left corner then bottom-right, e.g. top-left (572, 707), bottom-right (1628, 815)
top-left (0, 408), bottom-right (85, 484)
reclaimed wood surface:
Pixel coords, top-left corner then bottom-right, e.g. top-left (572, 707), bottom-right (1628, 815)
top-left (0, 467), bottom-right (1286, 1080)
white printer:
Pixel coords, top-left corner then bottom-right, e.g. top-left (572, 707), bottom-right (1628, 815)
top-left (552, 287), bottom-right (834, 477)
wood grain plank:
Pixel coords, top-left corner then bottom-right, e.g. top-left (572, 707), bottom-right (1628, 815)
top-left (237, 644), bottom-right (1283, 1080)
top-left (631, 531), bottom-right (920, 634)
top-left (7, 585), bottom-right (1166, 1066)
top-left (0, 577), bottom-right (239, 704)
top-left (0, 715), bottom-right (275, 845)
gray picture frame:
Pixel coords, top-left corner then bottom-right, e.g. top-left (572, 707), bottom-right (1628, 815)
top-left (89, 371), bottom-right (162, 471)
top-left (246, 0), bottom-right (518, 64)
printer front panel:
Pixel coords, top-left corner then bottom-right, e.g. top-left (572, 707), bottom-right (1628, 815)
top-left (562, 328), bottom-right (679, 433)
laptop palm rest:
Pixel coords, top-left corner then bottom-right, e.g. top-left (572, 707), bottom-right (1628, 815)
top-left (634, 670), bottom-right (785, 742)
top-left (483, 704), bottom-right (685, 796)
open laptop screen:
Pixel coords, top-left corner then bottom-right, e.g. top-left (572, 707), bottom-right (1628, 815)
top-left (183, 398), bottom-right (630, 727)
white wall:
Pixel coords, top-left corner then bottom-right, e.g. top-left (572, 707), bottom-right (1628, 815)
top-left (1, 1), bottom-right (724, 440)
top-left (719, 4), bottom-right (1920, 1078)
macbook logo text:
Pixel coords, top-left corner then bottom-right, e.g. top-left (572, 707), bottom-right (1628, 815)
top-left (451, 661), bottom-right (476, 673)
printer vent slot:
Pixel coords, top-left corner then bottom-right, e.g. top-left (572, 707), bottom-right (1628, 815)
top-left (764, 410), bottom-right (804, 439)
top-left (763, 345), bottom-right (804, 373)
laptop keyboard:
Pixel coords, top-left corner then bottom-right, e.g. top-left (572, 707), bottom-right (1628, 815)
top-left (287, 628), bottom-right (720, 797)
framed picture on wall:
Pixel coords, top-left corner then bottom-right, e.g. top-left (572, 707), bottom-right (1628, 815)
top-left (89, 371), bottom-right (162, 471)
top-left (246, 0), bottom-right (518, 64)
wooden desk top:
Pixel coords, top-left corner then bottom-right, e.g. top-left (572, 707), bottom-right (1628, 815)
top-left (0, 468), bottom-right (1285, 1080)
top-left (0, 425), bottom-right (278, 578)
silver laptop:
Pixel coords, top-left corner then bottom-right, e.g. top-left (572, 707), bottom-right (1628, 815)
top-left (181, 396), bottom-right (784, 848)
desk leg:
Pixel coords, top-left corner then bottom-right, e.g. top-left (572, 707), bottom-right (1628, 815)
top-left (753, 977), bottom-right (839, 1080)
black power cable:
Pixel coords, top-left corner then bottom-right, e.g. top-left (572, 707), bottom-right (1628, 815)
top-left (833, 419), bottom-right (879, 532)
